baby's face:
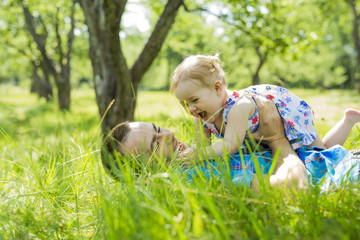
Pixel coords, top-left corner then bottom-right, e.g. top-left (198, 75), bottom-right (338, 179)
top-left (174, 79), bottom-right (225, 123)
top-left (122, 122), bottom-right (186, 162)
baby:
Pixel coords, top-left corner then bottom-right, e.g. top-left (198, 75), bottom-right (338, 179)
top-left (170, 54), bottom-right (360, 161)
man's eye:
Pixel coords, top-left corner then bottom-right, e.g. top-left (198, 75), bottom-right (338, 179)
top-left (154, 138), bottom-right (161, 151)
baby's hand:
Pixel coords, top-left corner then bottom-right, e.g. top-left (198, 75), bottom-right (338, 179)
top-left (176, 146), bottom-right (196, 166)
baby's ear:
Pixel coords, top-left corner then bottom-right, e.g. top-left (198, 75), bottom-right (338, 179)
top-left (214, 80), bottom-right (224, 94)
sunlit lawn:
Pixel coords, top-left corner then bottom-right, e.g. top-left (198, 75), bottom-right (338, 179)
top-left (0, 84), bottom-right (360, 239)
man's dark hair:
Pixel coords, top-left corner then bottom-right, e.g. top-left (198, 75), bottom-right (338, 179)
top-left (101, 121), bottom-right (131, 179)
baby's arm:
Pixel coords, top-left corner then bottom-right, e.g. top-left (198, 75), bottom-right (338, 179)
top-left (219, 96), bottom-right (255, 155)
top-left (205, 96), bottom-right (255, 157)
top-left (177, 97), bottom-right (254, 162)
top-left (178, 97), bottom-right (254, 162)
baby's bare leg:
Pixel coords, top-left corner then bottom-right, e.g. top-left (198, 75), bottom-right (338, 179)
top-left (322, 108), bottom-right (360, 148)
top-left (308, 135), bottom-right (326, 149)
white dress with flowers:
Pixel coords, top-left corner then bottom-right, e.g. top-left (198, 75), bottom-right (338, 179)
top-left (202, 84), bottom-right (317, 150)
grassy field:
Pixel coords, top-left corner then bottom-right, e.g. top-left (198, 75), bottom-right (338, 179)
top-left (1, 85), bottom-right (360, 239)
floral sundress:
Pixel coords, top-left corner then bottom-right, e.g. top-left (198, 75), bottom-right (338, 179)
top-left (202, 84), bottom-right (317, 149)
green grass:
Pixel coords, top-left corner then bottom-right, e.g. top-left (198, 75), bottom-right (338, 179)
top-left (1, 85), bottom-right (360, 239)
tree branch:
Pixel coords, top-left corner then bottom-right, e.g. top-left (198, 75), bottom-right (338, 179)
top-left (182, 3), bottom-right (256, 38)
top-left (5, 40), bottom-right (33, 61)
top-left (55, 7), bottom-right (64, 69)
top-left (65, 0), bottom-right (76, 71)
top-left (23, 5), bottom-right (58, 79)
top-left (131, 0), bottom-right (183, 85)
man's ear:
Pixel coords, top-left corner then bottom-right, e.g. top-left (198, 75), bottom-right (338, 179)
top-left (214, 80), bottom-right (223, 95)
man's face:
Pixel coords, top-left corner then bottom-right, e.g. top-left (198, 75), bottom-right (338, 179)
top-left (122, 122), bottom-right (186, 162)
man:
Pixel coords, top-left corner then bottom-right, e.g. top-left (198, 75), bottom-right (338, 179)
top-left (102, 97), bottom-right (359, 191)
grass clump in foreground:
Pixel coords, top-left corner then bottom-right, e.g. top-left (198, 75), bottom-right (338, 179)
top-left (0, 86), bottom-right (360, 239)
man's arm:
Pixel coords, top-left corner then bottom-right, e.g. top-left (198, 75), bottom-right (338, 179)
top-left (251, 96), bottom-right (308, 189)
top-left (267, 139), bottom-right (308, 189)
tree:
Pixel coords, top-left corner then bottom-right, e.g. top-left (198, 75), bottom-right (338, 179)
top-left (223, 0), bottom-right (313, 85)
top-left (78, 0), bottom-right (184, 132)
top-left (313, 0), bottom-right (358, 88)
top-left (30, 58), bottom-right (53, 101)
top-left (185, 0), bottom-right (314, 86)
top-left (21, 0), bottom-right (76, 110)
top-left (153, 4), bottom-right (225, 90)
top-left (349, 0), bottom-right (360, 90)
top-left (0, 0), bottom-right (50, 97)
top-left (2, 37), bottom-right (53, 101)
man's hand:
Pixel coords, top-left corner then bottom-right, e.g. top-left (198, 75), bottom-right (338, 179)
top-left (250, 96), bottom-right (287, 148)
top-left (269, 156), bottom-right (309, 190)
top-left (250, 96), bottom-right (308, 190)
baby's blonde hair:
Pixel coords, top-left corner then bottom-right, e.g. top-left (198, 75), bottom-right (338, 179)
top-left (170, 54), bottom-right (227, 93)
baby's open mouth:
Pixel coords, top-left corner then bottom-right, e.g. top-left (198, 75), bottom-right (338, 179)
top-left (173, 140), bottom-right (187, 152)
top-left (199, 111), bottom-right (207, 120)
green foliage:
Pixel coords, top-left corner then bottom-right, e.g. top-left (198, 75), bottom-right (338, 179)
top-left (0, 0), bottom-right (359, 90)
top-left (140, 3), bottom-right (230, 89)
top-left (0, 0), bottom-right (90, 87)
top-left (0, 0), bottom-right (31, 84)
top-left (1, 87), bottom-right (360, 238)
top-left (139, 0), bottom-right (360, 90)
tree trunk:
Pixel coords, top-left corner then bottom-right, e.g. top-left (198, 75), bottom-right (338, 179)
top-left (23, 2), bottom-right (75, 110)
top-left (350, 0), bottom-right (360, 91)
top-left (31, 62), bottom-right (40, 93)
top-left (79, 0), bottom-right (183, 132)
top-left (57, 80), bottom-right (70, 109)
top-left (30, 60), bottom-right (53, 101)
top-left (40, 60), bottom-right (53, 101)
top-left (252, 47), bottom-right (268, 85)
top-left (41, 81), bottom-right (53, 102)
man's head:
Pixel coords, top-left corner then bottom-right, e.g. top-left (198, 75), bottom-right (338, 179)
top-left (101, 121), bottom-right (131, 177)
top-left (102, 122), bottom-right (187, 177)
top-left (103, 121), bottom-right (131, 156)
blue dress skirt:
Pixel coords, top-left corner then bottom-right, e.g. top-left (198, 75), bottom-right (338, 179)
top-left (186, 145), bottom-right (360, 191)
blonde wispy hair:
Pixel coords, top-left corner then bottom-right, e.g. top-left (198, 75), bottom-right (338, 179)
top-left (170, 53), bottom-right (227, 93)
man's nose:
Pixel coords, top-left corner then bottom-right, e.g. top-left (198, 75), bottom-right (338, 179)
top-left (159, 130), bottom-right (174, 143)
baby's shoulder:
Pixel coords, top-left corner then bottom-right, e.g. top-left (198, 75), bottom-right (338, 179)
top-left (229, 95), bottom-right (255, 116)
top-left (233, 94), bottom-right (255, 106)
